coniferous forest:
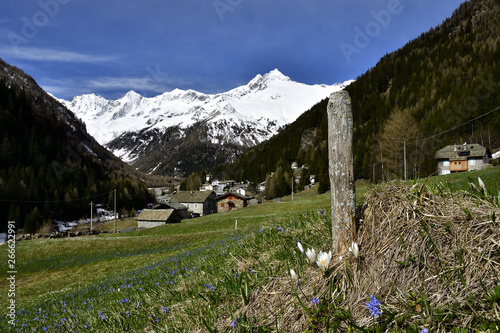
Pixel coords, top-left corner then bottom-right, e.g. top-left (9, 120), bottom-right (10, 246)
top-left (0, 58), bottom-right (155, 233)
top-left (207, 0), bottom-right (500, 197)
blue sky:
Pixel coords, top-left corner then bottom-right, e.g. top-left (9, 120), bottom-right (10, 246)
top-left (0, 0), bottom-right (465, 100)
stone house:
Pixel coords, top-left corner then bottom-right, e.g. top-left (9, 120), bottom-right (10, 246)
top-left (434, 143), bottom-right (491, 175)
top-left (169, 191), bottom-right (217, 216)
top-left (153, 202), bottom-right (190, 220)
top-left (136, 209), bottom-right (182, 228)
top-left (215, 192), bottom-right (252, 213)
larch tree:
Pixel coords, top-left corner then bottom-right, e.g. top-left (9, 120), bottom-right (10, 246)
top-left (378, 108), bottom-right (422, 179)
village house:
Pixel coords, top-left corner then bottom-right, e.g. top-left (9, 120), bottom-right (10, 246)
top-left (169, 190), bottom-right (217, 216)
top-left (434, 143), bottom-right (491, 175)
top-left (153, 202), bottom-right (190, 220)
top-left (136, 209), bottom-right (183, 229)
top-left (235, 186), bottom-right (247, 196)
top-left (215, 192), bottom-right (252, 213)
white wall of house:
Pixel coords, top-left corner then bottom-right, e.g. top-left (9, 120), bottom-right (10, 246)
top-left (438, 157), bottom-right (490, 175)
top-left (468, 156), bottom-right (489, 171)
top-left (182, 202), bottom-right (203, 215)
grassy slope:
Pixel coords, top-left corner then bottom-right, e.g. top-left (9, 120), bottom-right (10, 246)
top-left (1, 167), bottom-right (499, 331)
top-left (0, 187), bottom-right (332, 309)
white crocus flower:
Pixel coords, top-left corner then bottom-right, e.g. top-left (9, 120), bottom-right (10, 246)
top-left (297, 241), bottom-right (304, 256)
top-left (349, 241), bottom-right (359, 259)
top-left (316, 250), bottom-right (332, 272)
top-left (306, 248), bottom-right (316, 264)
top-left (478, 177), bottom-right (488, 195)
top-left (290, 269), bottom-right (298, 282)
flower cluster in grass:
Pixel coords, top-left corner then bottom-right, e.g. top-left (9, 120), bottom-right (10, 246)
top-left (3, 230), bottom-right (259, 331)
top-left (3, 221), bottom-right (311, 332)
top-left (365, 294), bottom-right (382, 318)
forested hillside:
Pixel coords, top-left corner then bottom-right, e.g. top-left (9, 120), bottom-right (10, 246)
top-left (348, 0), bottom-right (500, 179)
top-left (0, 58), bottom-right (155, 233)
top-left (204, 0), bottom-right (500, 196)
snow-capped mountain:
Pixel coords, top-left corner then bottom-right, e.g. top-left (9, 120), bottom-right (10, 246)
top-left (61, 69), bottom-right (352, 176)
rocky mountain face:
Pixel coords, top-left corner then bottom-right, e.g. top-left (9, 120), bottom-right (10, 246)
top-left (61, 70), bottom-right (352, 176)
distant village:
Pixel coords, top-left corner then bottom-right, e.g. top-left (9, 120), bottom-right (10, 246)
top-left (136, 142), bottom-right (496, 229)
top-left (137, 170), bottom-right (317, 229)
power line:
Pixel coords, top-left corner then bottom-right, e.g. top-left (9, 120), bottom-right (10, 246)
top-left (416, 105), bottom-right (500, 143)
top-left (0, 190), bottom-right (114, 204)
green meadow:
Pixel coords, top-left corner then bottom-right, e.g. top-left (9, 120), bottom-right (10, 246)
top-left (1, 167), bottom-right (499, 332)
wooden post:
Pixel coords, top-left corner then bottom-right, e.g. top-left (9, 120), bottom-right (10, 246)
top-left (327, 90), bottom-right (356, 254)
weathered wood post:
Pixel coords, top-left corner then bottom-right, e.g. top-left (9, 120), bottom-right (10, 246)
top-left (327, 90), bottom-right (356, 254)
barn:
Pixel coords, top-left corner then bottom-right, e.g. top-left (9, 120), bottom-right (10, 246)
top-left (136, 209), bottom-right (182, 229)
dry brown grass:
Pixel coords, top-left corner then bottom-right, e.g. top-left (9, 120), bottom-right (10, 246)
top-left (239, 184), bottom-right (500, 331)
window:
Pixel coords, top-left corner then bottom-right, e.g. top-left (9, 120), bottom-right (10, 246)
top-left (443, 160), bottom-right (449, 167)
top-left (221, 203), bottom-right (224, 207)
top-left (469, 159), bottom-right (476, 165)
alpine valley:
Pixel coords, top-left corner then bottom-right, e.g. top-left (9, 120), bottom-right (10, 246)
top-left (61, 69), bottom-right (352, 176)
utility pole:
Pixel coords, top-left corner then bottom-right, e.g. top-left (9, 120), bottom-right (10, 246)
top-left (404, 141), bottom-right (407, 181)
top-left (373, 163), bottom-right (376, 184)
top-left (90, 201), bottom-right (93, 232)
top-left (114, 189), bottom-right (117, 233)
top-left (291, 175), bottom-right (294, 201)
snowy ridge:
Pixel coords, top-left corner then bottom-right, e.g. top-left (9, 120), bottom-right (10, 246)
top-left (61, 69), bottom-right (352, 166)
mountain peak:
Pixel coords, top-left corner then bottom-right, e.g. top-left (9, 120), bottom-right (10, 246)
top-left (123, 90), bottom-right (143, 100)
top-left (62, 70), bottom-right (350, 174)
top-left (247, 69), bottom-right (292, 91)
top-left (264, 69), bottom-right (291, 82)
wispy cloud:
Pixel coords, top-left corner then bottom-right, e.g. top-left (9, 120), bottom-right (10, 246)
top-left (0, 46), bottom-right (117, 63)
top-left (86, 76), bottom-right (167, 92)
top-left (42, 72), bottom-right (194, 100)
top-left (0, 19), bottom-right (10, 24)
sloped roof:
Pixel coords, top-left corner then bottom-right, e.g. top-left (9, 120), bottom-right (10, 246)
top-left (165, 202), bottom-right (188, 210)
top-left (434, 144), bottom-right (488, 160)
top-left (169, 191), bottom-right (215, 203)
top-left (215, 192), bottom-right (249, 201)
top-left (136, 209), bottom-right (175, 222)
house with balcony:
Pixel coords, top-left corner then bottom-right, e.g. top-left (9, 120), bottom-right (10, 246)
top-left (434, 143), bottom-right (491, 175)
